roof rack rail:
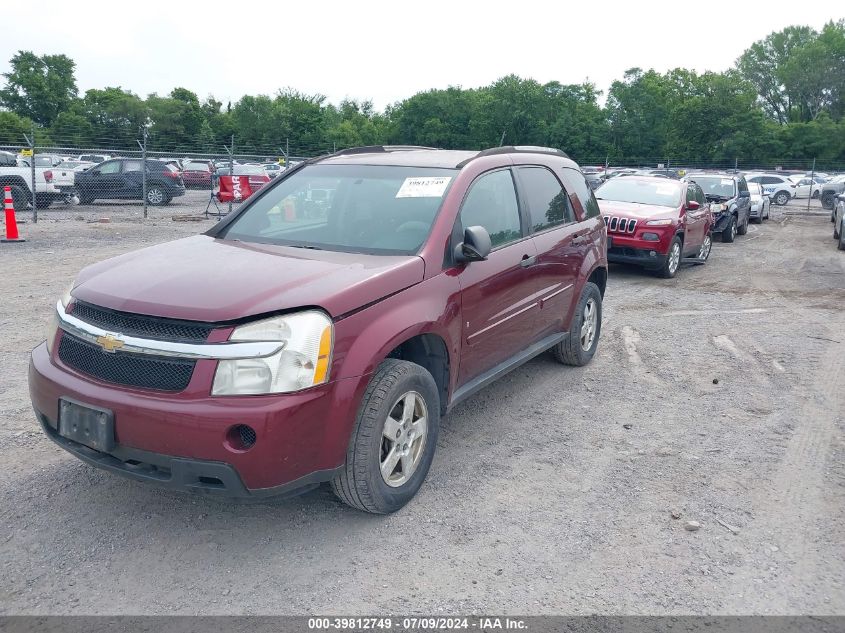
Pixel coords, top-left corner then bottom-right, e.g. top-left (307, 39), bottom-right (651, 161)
top-left (474, 145), bottom-right (570, 159)
top-left (331, 145), bottom-right (439, 157)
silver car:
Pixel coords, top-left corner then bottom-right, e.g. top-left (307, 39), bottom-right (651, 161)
top-left (834, 195), bottom-right (845, 251)
top-left (748, 182), bottom-right (771, 223)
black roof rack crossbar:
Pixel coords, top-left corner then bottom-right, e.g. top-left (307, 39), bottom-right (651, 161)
top-left (330, 145), bottom-right (440, 157)
top-left (475, 146), bottom-right (570, 159)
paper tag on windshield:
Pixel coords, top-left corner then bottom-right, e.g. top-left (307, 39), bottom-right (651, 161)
top-left (396, 176), bottom-right (452, 198)
top-left (721, 179), bottom-right (733, 185)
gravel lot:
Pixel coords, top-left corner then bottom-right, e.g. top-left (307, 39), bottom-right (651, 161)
top-left (0, 205), bottom-right (843, 615)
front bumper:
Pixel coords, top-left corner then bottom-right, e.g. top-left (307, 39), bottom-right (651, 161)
top-left (29, 342), bottom-right (367, 496)
top-left (607, 245), bottom-right (667, 269)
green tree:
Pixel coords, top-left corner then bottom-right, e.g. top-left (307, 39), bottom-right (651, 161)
top-left (0, 51), bottom-right (77, 126)
top-left (0, 110), bottom-right (34, 145)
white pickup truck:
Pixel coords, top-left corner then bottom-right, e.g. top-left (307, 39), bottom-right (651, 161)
top-left (0, 152), bottom-right (63, 211)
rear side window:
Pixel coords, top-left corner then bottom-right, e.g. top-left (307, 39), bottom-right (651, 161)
top-left (737, 177), bottom-right (748, 194)
top-left (460, 169), bottom-right (522, 248)
top-left (560, 168), bottom-right (601, 219)
top-left (123, 160), bottom-right (142, 173)
top-left (98, 161), bottom-right (121, 174)
top-left (517, 166), bottom-right (575, 232)
top-left (685, 184), bottom-right (697, 205)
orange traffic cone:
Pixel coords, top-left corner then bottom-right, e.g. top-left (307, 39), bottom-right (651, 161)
top-left (2, 186), bottom-right (25, 243)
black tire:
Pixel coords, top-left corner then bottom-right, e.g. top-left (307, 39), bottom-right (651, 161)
top-left (736, 213), bottom-right (749, 235)
top-left (146, 186), bottom-right (168, 206)
top-left (722, 216), bottom-right (737, 243)
top-left (552, 281), bottom-right (602, 366)
top-left (764, 204), bottom-right (770, 221)
top-left (821, 193), bottom-right (835, 210)
top-left (834, 222), bottom-right (840, 240)
top-left (812, 190), bottom-right (820, 199)
top-left (839, 220), bottom-right (845, 251)
top-left (657, 236), bottom-right (683, 278)
top-left (774, 191), bottom-right (790, 206)
top-left (331, 359), bottom-right (440, 514)
top-left (8, 185), bottom-right (30, 213)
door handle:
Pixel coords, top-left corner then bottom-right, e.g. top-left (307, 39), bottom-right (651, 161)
top-left (520, 254), bottom-right (537, 268)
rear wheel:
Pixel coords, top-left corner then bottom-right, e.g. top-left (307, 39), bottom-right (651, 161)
top-left (146, 186), bottom-right (169, 206)
top-left (552, 281), bottom-right (602, 366)
top-left (331, 359), bottom-right (439, 514)
top-left (774, 191), bottom-right (790, 206)
top-left (722, 216), bottom-right (737, 243)
top-left (821, 193), bottom-right (835, 210)
top-left (8, 185), bottom-right (29, 213)
top-left (697, 233), bottom-right (712, 263)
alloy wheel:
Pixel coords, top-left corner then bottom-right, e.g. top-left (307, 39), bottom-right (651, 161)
top-left (668, 242), bottom-right (681, 275)
top-left (580, 298), bottom-right (598, 351)
top-left (380, 391), bottom-right (428, 488)
top-left (699, 235), bottom-right (712, 261)
top-left (147, 188), bottom-right (164, 204)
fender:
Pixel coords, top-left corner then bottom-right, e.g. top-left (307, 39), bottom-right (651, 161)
top-left (566, 225), bottom-right (607, 330)
top-left (331, 271), bottom-right (463, 396)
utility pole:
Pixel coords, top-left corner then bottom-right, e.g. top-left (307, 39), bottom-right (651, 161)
top-left (286, 138), bottom-right (290, 171)
top-left (499, 129), bottom-right (506, 147)
top-left (24, 126), bottom-right (36, 223)
top-left (137, 126), bottom-right (149, 219)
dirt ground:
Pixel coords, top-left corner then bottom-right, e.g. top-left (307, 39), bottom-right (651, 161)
top-left (0, 205), bottom-right (843, 615)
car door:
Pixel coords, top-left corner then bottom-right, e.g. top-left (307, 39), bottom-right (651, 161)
top-left (120, 160), bottom-right (145, 198)
top-left (90, 160), bottom-right (124, 198)
top-left (682, 183), bottom-right (706, 254)
top-left (454, 168), bottom-right (542, 385)
top-left (513, 165), bottom-right (583, 339)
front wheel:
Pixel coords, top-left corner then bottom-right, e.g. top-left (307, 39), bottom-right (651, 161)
top-left (331, 359), bottom-right (440, 514)
top-left (774, 191), bottom-right (790, 206)
top-left (722, 216), bottom-right (737, 243)
top-left (552, 281), bottom-right (602, 367)
top-left (736, 214), bottom-right (749, 235)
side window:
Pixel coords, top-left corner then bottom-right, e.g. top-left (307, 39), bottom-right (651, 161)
top-left (761, 176), bottom-right (778, 185)
top-left (685, 184), bottom-right (697, 205)
top-left (99, 161), bottom-right (121, 175)
top-left (737, 178), bottom-right (748, 194)
top-left (559, 168), bottom-right (600, 219)
top-left (695, 184), bottom-right (706, 205)
top-left (122, 160), bottom-right (142, 173)
top-left (459, 169), bottom-right (522, 248)
top-left (517, 166), bottom-right (575, 231)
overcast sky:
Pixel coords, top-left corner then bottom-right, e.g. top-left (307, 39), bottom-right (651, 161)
top-left (2, 1), bottom-right (842, 110)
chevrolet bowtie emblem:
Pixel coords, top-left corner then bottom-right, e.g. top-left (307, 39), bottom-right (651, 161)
top-left (95, 333), bottom-right (125, 353)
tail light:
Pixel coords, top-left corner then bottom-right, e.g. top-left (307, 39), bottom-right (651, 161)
top-left (44, 170), bottom-right (53, 183)
top-left (165, 170), bottom-right (180, 180)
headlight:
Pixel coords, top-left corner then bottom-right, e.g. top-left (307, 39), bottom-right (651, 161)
top-left (711, 203), bottom-right (726, 212)
top-left (646, 218), bottom-right (673, 226)
top-left (212, 310), bottom-right (333, 395)
top-left (46, 281), bottom-right (75, 354)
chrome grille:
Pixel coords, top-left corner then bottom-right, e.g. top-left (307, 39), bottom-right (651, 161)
top-left (603, 216), bottom-right (637, 234)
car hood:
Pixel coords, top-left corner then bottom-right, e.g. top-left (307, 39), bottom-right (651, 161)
top-left (596, 199), bottom-right (679, 220)
top-left (71, 235), bottom-right (425, 322)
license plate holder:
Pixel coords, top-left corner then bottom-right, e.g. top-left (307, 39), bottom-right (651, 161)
top-left (58, 398), bottom-right (115, 452)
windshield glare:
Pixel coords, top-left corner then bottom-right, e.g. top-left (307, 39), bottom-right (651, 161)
top-left (692, 177), bottom-right (736, 198)
top-left (594, 178), bottom-right (682, 207)
top-left (221, 164), bottom-right (458, 254)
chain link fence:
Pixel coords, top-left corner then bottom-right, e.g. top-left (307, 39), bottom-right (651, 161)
top-left (1, 134), bottom-right (842, 222)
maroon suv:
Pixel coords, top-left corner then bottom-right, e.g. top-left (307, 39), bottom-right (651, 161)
top-left (29, 146), bottom-right (608, 513)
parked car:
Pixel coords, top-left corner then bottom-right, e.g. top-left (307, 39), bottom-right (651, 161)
top-left (821, 175), bottom-right (845, 211)
top-left (78, 154), bottom-right (111, 164)
top-left (58, 160), bottom-right (95, 173)
top-left (747, 182), bottom-right (771, 223)
top-left (181, 161), bottom-right (214, 189)
top-left (30, 145), bottom-right (608, 513)
top-left (595, 175), bottom-right (713, 278)
top-left (74, 158), bottom-right (185, 205)
top-left (686, 173), bottom-right (751, 242)
top-left (0, 162), bottom-right (60, 211)
top-left (584, 172), bottom-right (605, 190)
top-left (262, 163), bottom-right (284, 178)
top-left (833, 194), bottom-right (845, 251)
top-left (793, 176), bottom-right (825, 199)
top-left (745, 173), bottom-right (796, 206)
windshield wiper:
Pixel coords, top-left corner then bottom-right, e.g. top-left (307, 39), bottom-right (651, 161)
top-left (286, 244), bottom-right (323, 250)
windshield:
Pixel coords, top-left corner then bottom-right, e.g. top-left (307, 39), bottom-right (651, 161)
top-left (594, 178), bottom-right (682, 207)
top-left (691, 176), bottom-right (736, 199)
top-left (222, 164), bottom-right (458, 254)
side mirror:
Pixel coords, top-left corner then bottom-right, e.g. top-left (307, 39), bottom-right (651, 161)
top-left (686, 200), bottom-right (700, 210)
top-left (454, 225), bottom-right (492, 263)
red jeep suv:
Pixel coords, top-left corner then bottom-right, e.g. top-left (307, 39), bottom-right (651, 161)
top-left (29, 146), bottom-right (608, 513)
top-left (595, 175), bottom-right (713, 278)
